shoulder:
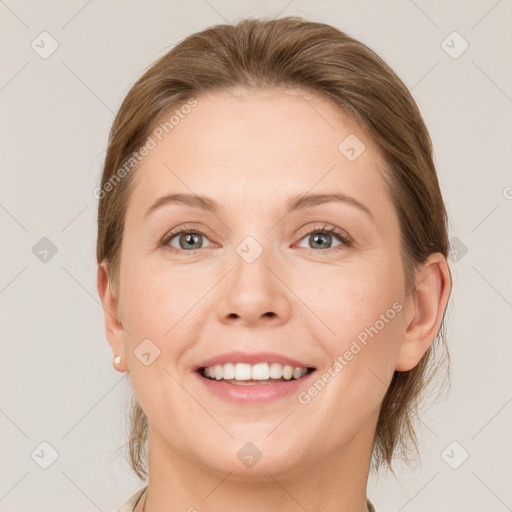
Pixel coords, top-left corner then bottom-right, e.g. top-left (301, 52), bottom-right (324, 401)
top-left (116, 486), bottom-right (147, 512)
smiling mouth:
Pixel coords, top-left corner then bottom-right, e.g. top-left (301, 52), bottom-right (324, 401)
top-left (198, 362), bottom-right (316, 384)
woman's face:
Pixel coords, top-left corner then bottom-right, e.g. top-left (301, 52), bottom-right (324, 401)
top-left (109, 88), bottom-right (416, 475)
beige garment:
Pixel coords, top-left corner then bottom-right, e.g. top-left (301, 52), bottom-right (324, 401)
top-left (117, 486), bottom-right (378, 511)
top-left (116, 486), bottom-right (146, 512)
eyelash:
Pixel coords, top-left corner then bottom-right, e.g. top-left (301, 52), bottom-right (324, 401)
top-left (161, 222), bottom-right (353, 254)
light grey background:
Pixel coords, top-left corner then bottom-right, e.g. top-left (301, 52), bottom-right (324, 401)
top-left (1, 1), bottom-right (511, 511)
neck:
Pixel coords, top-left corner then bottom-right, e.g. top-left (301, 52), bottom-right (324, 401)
top-left (137, 419), bottom-right (377, 512)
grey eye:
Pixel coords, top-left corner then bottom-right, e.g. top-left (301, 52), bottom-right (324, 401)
top-left (296, 231), bottom-right (342, 250)
top-left (168, 232), bottom-right (212, 250)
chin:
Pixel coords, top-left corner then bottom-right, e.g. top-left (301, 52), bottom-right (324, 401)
top-left (190, 435), bottom-right (307, 479)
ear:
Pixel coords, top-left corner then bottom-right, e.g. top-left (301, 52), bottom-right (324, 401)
top-left (97, 262), bottom-right (128, 372)
top-left (395, 253), bottom-right (451, 371)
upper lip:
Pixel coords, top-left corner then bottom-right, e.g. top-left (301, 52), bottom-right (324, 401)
top-left (193, 351), bottom-right (315, 372)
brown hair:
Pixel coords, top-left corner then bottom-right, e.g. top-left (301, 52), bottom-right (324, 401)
top-left (97, 16), bottom-right (451, 479)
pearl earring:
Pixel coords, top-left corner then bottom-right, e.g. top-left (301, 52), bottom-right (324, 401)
top-left (114, 355), bottom-right (121, 365)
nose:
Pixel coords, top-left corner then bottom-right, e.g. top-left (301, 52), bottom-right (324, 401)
top-left (216, 243), bottom-right (292, 327)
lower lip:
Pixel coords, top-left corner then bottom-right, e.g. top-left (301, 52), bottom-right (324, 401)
top-left (194, 370), bottom-right (316, 404)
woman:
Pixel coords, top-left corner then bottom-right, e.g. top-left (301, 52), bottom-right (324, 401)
top-left (96, 16), bottom-right (451, 512)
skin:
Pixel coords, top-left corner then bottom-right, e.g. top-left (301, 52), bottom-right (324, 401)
top-left (97, 87), bottom-right (451, 512)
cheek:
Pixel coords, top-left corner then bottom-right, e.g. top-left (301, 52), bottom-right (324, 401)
top-left (119, 259), bottom-right (213, 361)
top-left (301, 257), bottom-right (401, 325)
top-left (306, 261), bottom-right (404, 370)
top-left (292, 278), bottom-right (404, 450)
top-left (121, 256), bottom-right (186, 320)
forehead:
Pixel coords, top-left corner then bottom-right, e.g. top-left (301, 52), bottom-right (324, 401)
top-left (126, 87), bottom-right (394, 223)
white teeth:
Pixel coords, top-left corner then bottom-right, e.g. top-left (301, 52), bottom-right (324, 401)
top-left (282, 365), bottom-right (293, 380)
top-left (269, 363), bottom-right (282, 379)
top-left (223, 363), bottom-right (235, 380)
top-left (234, 363), bottom-right (252, 380)
top-left (251, 363), bottom-right (270, 380)
top-left (202, 362), bottom-right (309, 381)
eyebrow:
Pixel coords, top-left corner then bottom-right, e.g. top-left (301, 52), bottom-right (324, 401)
top-left (143, 192), bottom-right (373, 220)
